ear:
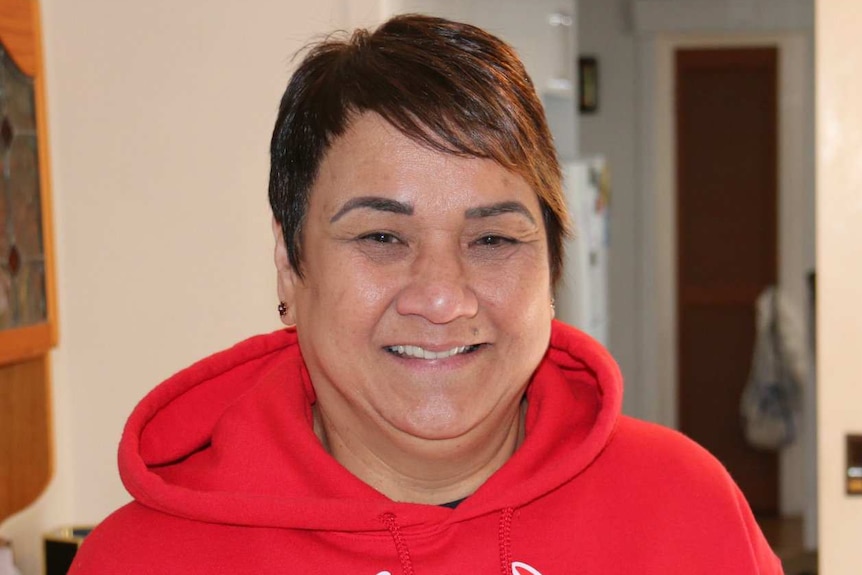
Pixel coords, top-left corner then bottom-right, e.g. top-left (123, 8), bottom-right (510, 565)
top-left (272, 216), bottom-right (299, 326)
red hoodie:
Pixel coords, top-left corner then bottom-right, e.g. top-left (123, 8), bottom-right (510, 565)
top-left (70, 321), bottom-right (782, 574)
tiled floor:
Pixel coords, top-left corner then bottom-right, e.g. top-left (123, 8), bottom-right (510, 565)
top-left (758, 516), bottom-right (817, 575)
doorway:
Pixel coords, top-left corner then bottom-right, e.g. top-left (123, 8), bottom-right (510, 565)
top-left (627, 0), bottom-right (816, 554)
top-left (675, 46), bottom-right (779, 515)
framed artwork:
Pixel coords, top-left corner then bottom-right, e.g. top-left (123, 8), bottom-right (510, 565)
top-left (578, 56), bottom-right (599, 114)
top-left (0, 0), bottom-right (57, 366)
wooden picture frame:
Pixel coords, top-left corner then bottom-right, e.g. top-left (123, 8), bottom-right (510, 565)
top-left (0, 0), bottom-right (57, 366)
top-left (578, 56), bottom-right (599, 114)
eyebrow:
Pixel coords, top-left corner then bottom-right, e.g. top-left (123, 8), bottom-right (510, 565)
top-left (464, 201), bottom-right (537, 225)
top-left (329, 196), bottom-right (414, 223)
top-left (328, 197), bottom-right (537, 226)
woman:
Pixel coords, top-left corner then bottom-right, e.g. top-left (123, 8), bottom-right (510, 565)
top-left (71, 14), bottom-right (782, 574)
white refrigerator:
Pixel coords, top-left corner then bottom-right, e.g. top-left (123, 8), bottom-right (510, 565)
top-left (554, 158), bottom-right (610, 346)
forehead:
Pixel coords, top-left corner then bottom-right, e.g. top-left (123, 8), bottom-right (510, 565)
top-left (311, 113), bottom-right (541, 216)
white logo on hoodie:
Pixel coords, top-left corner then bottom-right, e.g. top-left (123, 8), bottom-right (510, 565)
top-left (511, 561), bottom-right (544, 575)
top-left (375, 562), bottom-right (543, 575)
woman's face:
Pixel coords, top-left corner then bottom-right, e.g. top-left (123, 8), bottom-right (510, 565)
top-left (276, 112), bottom-right (553, 443)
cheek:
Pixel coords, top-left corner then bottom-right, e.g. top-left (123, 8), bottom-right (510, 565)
top-left (476, 257), bottom-right (550, 310)
top-left (300, 256), bottom-right (400, 323)
top-left (352, 273), bottom-right (396, 308)
top-left (478, 271), bottom-right (552, 350)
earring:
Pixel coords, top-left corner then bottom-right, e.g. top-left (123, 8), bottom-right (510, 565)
top-left (551, 298), bottom-right (556, 318)
top-left (278, 302), bottom-right (287, 317)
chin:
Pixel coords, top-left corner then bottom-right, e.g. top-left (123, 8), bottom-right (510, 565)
top-left (390, 403), bottom-right (466, 440)
top-left (391, 399), bottom-right (492, 442)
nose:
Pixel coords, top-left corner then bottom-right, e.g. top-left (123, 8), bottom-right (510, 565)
top-left (395, 244), bottom-right (479, 324)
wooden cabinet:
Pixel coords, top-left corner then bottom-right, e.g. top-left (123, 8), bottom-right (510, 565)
top-left (0, 0), bottom-right (57, 524)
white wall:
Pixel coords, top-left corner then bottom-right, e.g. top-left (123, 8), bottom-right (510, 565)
top-left (816, 1), bottom-right (862, 572)
top-left (577, 0), bottom-right (639, 415)
top-left (0, 1), bottom-right (361, 573)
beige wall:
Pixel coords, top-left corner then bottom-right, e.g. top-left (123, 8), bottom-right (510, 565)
top-left (817, 1), bottom-right (862, 572)
top-left (0, 1), bottom-right (364, 573)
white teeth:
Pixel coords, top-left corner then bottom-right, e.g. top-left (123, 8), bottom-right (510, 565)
top-left (388, 344), bottom-right (473, 359)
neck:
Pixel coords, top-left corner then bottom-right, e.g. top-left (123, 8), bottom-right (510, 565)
top-left (313, 400), bottom-right (526, 505)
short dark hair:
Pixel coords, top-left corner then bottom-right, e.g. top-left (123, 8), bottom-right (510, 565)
top-left (269, 13), bottom-right (570, 286)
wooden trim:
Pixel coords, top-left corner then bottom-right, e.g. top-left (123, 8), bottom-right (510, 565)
top-left (31, 0), bottom-right (59, 350)
top-left (0, 323), bottom-right (52, 366)
top-left (0, 355), bottom-right (53, 522)
top-left (0, 0), bottom-right (36, 76)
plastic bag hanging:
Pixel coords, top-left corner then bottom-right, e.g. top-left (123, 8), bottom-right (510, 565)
top-left (740, 286), bottom-right (802, 450)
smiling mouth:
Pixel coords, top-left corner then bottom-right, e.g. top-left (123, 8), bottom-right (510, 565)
top-left (385, 344), bottom-right (482, 360)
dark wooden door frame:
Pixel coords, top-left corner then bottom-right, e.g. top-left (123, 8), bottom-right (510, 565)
top-left (675, 46), bottom-right (780, 515)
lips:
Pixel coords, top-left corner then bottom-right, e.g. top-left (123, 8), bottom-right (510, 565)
top-left (385, 344), bottom-right (481, 360)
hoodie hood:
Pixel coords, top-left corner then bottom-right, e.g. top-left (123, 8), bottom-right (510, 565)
top-left (119, 320), bottom-right (622, 533)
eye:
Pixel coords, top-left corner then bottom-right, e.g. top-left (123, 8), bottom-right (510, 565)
top-left (473, 234), bottom-right (517, 247)
top-left (359, 232), bottom-right (402, 244)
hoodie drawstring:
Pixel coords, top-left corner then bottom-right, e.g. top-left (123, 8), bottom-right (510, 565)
top-left (380, 507), bottom-right (516, 575)
top-left (498, 507), bottom-right (514, 575)
top-left (380, 512), bottom-right (415, 575)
